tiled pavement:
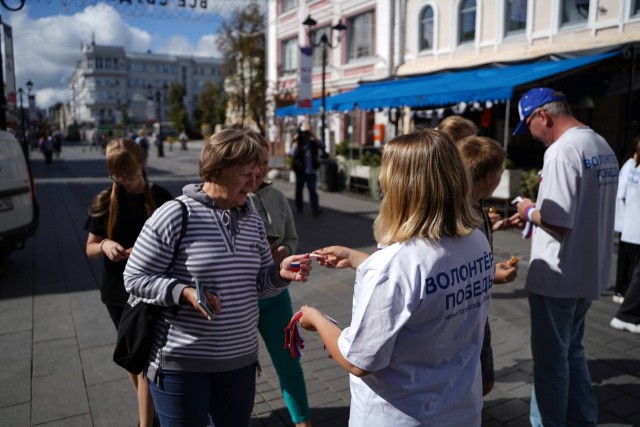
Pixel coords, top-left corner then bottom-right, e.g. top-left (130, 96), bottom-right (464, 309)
top-left (0, 141), bottom-right (638, 427)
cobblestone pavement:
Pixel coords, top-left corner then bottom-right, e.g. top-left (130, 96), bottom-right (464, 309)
top-left (0, 141), bottom-right (638, 427)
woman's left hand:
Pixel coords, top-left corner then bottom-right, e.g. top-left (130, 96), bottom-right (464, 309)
top-left (279, 254), bottom-right (312, 282)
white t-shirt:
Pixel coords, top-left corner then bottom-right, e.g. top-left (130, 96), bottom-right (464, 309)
top-left (620, 162), bottom-right (640, 245)
top-left (614, 158), bottom-right (635, 233)
top-left (526, 126), bottom-right (618, 300)
top-left (338, 230), bottom-right (492, 427)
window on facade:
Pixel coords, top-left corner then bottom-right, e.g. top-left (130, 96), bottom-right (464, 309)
top-left (281, 37), bottom-right (298, 73)
top-left (105, 58), bottom-right (112, 70)
top-left (419, 5), bottom-right (434, 51)
top-left (95, 57), bottom-right (103, 69)
top-left (561, 0), bottom-right (589, 26)
top-left (281, 0), bottom-right (297, 12)
top-left (459, 0), bottom-right (477, 44)
top-left (347, 11), bottom-right (374, 61)
top-left (311, 27), bottom-right (331, 68)
top-left (505, 0), bottom-right (527, 34)
top-left (633, 0), bottom-right (640, 16)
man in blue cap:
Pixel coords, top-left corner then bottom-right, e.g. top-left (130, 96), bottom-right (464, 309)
top-left (511, 88), bottom-right (618, 426)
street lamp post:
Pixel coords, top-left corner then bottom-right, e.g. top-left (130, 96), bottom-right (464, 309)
top-left (16, 79), bottom-right (33, 160)
top-left (303, 15), bottom-right (346, 146)
top-left (147, 83), bottom-right (168, 158)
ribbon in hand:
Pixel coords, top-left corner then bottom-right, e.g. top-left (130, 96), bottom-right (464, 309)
top-left (284, 311), bottom-right (338, 358)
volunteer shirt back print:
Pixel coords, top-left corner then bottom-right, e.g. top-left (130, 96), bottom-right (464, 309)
top-left (338, 229), bottom-right (492, 427)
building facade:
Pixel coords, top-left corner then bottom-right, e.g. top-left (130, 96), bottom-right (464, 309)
top-left (267, 0), bottom-right (398, 153)
top-left (269, 0), bottom-right (640, 161)
top-left (68, 41), bottom-right (223, 132)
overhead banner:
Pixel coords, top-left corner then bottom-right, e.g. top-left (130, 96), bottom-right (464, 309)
top-left (3, 24), bottom-right (17, 107)
top-left (146, 98), bottom-right (155, 121)
top-left (297, 46), bottom-right (313, 108)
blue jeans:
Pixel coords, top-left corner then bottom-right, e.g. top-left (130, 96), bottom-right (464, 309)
top-left (294, 172), bottom-right (319, 213)
top-left (528, 292), bottom-right (597, 427)
top-left (148, 364), bottom-right (256, 427)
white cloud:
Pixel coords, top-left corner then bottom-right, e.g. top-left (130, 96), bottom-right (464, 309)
top-left (8, 4), bottom-right (153, 108)
top-left (158, 34), bottom-right (221, 58)
top-left (7, 4), bottom-right (222, 110)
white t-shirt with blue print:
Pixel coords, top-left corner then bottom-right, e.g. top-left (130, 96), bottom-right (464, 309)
top-left (338, 230), bottom-right (492, 427)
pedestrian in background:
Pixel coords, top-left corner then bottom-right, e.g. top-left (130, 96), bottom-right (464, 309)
top-left (40, 135), bottom-right (54, 165)
top-left (135, 129), bottom-right (150, 160)
top-left (612, 135), bottom-right (640, 305)
top-left (123, 127), bottom-right (312, 427)
top-left (511, 88), bottom-right (618, 426)
top-left (249, 140), bottom-right (311, 427)
top-left (610, 137), bottom-right (640, 333)
top-left (84, 138), bottom-right (173, 427)
top-left (179, 130), bottom-right (188, 150)
top-left (291, 127), bottom-right (324, 217)
top-left (53, 132), bottom-right (62, 158)
top-left (301, 129), bottom-right (492, 426)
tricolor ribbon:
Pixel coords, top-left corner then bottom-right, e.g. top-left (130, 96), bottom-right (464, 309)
top-left (284, 311), bottom-right (338, 359)
top-left (284, 311), bottom-right (305, 358)
top-left (511, 196), bottom-right (534, 240)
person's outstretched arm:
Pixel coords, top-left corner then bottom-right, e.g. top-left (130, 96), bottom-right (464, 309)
top-left (299, 305), bottom-right (371, 377)
top-left (312, 246), bottom-right (370, 270)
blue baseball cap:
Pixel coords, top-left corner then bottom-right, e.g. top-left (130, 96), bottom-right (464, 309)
top-left (513, 88), bottom-right (566, 135)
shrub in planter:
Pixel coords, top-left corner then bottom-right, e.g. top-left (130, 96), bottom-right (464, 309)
top-left (521, 169), bottom-right (540, 201)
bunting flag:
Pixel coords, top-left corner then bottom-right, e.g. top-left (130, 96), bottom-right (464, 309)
top-left (297, 46), bottom-right (313, 108)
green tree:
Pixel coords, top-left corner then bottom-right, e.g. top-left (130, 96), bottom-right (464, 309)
top-left (198, 82), bottom-right (226, 128)
top-left (216, 2), bottom-right (267, 134)
top-left (168, 83), bottom-right (190, 131)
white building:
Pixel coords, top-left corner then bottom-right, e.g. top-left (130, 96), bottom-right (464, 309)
top-left (68, 41), bottom-right (224, 131)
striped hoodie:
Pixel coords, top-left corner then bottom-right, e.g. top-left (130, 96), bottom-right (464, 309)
top-left (123, 183), bottom-right (289, 382)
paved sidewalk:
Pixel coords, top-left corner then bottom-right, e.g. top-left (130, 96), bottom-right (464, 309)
top-left (0, 142), bottom-right (638, 427)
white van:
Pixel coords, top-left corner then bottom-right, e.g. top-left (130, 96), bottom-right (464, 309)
top-left (0, 130), bottom-right (38, 257)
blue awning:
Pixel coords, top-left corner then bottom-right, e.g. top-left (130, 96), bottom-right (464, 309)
top-left (321, 51), bottom-right (619, 112)
top-left (275, 99), bottom-right (321, 117)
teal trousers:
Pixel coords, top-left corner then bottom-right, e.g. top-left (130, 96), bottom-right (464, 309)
top-left (258, 289), bottom-right (310, 424)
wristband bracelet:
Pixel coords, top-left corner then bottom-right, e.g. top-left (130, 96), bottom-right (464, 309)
top-left (99, 239), bottom-right (107, 254)
top-left (525, 206), bottom-right (536, 223)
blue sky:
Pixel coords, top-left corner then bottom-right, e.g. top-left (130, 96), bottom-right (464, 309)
top-left (3, 0), bottom-right (256, 107)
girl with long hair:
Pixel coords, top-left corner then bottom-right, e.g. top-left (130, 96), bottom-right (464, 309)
top-left (85, 138), bottom-right (172, 426)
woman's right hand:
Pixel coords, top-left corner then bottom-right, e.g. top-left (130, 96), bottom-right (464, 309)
top-left (180, 287), bottom-right (222, 320)
top-left (100, 239), bottom-right (129, 262)
top-left (312, 246), bottom-right (369, 270)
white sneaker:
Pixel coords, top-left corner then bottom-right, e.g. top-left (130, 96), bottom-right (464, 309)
top-left (612, 294), bottom-right (624, 304)
top-left (609, 317), bottom-right (640, 334)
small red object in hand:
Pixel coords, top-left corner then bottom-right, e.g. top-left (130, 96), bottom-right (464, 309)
top-left (289, 262), bottom-right (301, 272)
top-left (284, 311), bottom-right (304, 358)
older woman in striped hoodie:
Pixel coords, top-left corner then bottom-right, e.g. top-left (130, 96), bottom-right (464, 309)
top-left (124, 127), bottom-right (312, 427)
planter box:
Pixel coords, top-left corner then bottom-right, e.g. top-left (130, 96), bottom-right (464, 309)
top-left (335, 156), bottom-right (381, 199)
top-left (491, 169), bottom-right (522, 200)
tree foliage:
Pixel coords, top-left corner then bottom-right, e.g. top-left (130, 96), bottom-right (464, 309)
top-left (167, 82), bottom-right (190, 131)
top-left (216, 2), bottom-right (267, 134)
top-left (198, 82), bottom-right (226, 128)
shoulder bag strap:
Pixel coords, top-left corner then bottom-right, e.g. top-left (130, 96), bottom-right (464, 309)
top-left (167, 199), bottom-right (188, 271)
